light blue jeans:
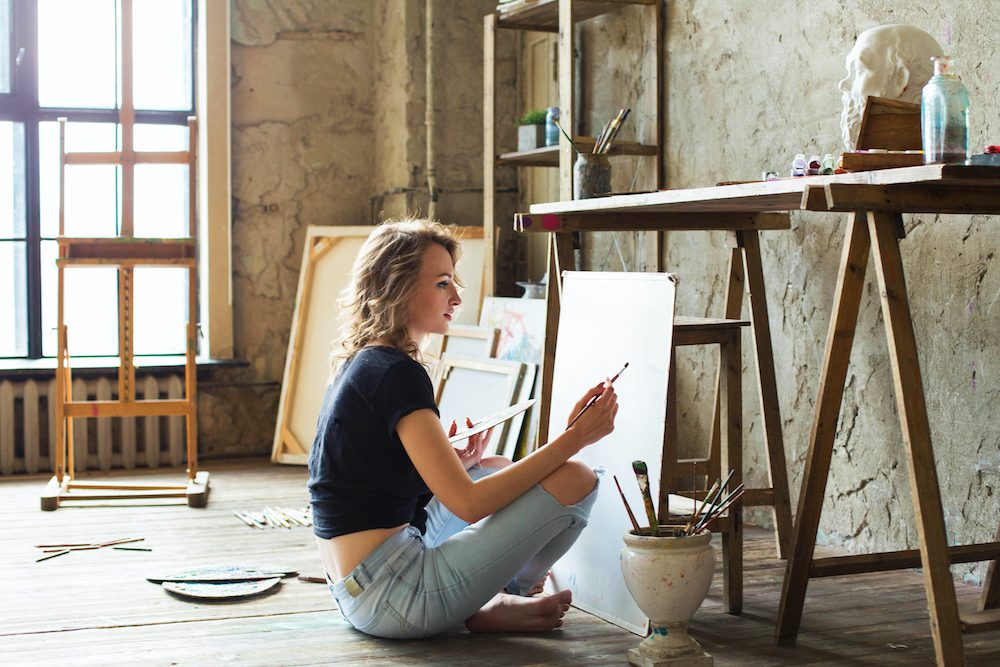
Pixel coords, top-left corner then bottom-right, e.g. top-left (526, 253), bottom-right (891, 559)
top-left (328, 464), bottom-right (598, 639)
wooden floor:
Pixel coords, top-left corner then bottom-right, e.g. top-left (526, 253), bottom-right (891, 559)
top-left (2, 458), bottom-right (998, 666)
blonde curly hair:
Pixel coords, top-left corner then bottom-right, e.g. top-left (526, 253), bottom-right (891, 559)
top-left (333, 219), bottom-right (462, 369)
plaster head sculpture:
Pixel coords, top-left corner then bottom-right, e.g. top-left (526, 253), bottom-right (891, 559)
top-left (839, 24), bottom-right (943, 150)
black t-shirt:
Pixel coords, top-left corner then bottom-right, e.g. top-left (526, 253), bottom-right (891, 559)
top-left (308, 346), bottom-right (439, 539)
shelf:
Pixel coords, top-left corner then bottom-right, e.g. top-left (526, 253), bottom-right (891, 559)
top-left (497, 138), bottom-right (658, 167)
top-left (496, 0), bottom-right (655, 31)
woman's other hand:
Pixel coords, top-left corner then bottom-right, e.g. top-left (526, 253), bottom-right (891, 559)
top-left (450, 417), bottom-right (495, 470)
top-left (566, 380), bottom-right (618, 449)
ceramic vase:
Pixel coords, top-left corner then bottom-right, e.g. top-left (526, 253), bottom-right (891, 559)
top-left (620, 527), bottom-right (715, 667)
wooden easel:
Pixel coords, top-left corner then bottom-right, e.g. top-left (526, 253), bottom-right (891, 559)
top-left (527, 222), bottom-right (794, 560)
top-left (41, 0), bottom-right (207, 510)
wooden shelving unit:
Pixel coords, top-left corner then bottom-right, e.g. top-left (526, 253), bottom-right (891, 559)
top-left (483, 0), bottom-right (663, 296)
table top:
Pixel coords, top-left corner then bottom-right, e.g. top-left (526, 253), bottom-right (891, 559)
top-left (524, 164), bottom-right (1000, 217)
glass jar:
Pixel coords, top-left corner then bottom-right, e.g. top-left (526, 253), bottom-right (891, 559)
top-left (545, 107), bottom-right (560, 147)
top-left (573, 153), bottom-right (612, 199)
top-left (921, 56), bottom-right (970, 164)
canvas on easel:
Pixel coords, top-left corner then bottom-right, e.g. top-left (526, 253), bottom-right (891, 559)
top-left (546, 271), bottom-right (676, 635)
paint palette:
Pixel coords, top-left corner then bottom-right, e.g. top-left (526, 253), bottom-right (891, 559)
top-left (147, 564), bottom-right (297, 584)
top-left (447, 400), bottom-right (535, 444)
top-left (162, 577), bottom-right (282, 600)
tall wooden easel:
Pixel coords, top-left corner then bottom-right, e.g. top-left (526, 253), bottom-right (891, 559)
top-left (41, 0), bottom-right (207, 510)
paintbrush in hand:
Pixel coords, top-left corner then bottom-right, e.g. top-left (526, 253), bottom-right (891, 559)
top-left (567, 362), bottom-right (628, 428)
top-left (632, 460), bottom-right (659, 537)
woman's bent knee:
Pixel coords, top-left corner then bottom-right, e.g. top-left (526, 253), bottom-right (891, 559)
top-left (541, 460), bottom-right (596, 507)
top-left (479, 455), bottom-right (512, 469)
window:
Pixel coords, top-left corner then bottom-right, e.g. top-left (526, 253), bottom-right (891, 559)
top-left (0, 0), bottom-right (196, 359)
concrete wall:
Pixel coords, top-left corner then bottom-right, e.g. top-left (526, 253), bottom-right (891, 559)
top-left (579, 1), bottom-right (1000, 585)
top-left (215, 0), bottom-right (998, 585)
top-left (204, 1), bottom-right (512, 459)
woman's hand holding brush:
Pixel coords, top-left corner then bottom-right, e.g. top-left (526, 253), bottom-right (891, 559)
top-left (564, 380), bottom-right (618, 451)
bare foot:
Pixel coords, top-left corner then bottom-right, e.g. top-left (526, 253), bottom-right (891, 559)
top-left (465, 590), bottom-right (572, 633)
top-left (524, 571), bottom-right (551, 596)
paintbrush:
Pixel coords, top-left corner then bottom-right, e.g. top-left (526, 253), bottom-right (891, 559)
top-left (613, 474), bottom-right (642, 534)
top-left (693, 489), bottom-right (746, 535)
top-left (551, 117), bottom-right (582, 156)
top-left (595, 108), bottom-right (624, 154)
top-left (692, 470), bottom-right (742, 532)
top-left (632, 460), bottom-right (659, 537)
top-left (593, 119), bottom-right (612, 154)
top-left (567, 362), bottom-right (629, 428)
top-left (684, 478), bottom-right (720, 534)
top-left (599, 107), bottom-right (631, 154)
top-left (694, 482), bottom-right (746, 533)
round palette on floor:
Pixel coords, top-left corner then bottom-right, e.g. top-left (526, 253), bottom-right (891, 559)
top-left (162, 577), bottom-right (282, 600)
top-left (147, 564), bottom-right (296, 583)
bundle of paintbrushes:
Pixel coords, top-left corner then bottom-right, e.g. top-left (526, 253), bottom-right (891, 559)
top-left (614, 463), bottom-right (745, 538)
top-left (35, 536), bottom-right (147, 562)
top-left (592, 107), bottom-right (630, 155)
top-left (234, 506), bottom-right (312, 529)
top-left (682, 470), bottom-right (745, 536)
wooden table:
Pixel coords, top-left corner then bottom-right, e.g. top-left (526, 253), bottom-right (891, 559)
top-left (515, 164), bottom-right (1000, 665)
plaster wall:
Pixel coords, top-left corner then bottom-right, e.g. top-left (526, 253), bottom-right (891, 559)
top-left (203, 1), bottom-right (514, 459)
top-left (579, 1), bottom-right (1000, 584)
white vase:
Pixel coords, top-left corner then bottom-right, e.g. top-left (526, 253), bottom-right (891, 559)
top-left (620, 528), bottom-right (715, 666)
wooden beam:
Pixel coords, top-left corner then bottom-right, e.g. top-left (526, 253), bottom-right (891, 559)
top-left (961, 608), bottom-right (1000, 634)
top-left (868, 210), bottom-right (964, 665)
top-left (776, 213), bottom-right (871, 646)
top-left (810, 542), bottom-right (1000, 577)
top-left (558, 0), bottom-right (574, 201)
top-left (483, 13), bottom-right (497, 297)
top-left (64, 151), bottom-right (191, 165)
top-left (817, 183), bottom-right (1000, 214)
top-left (514, 212), bottom-right (790, 233)
top-left (739, 230), bottom-right (793, 559)
top-left (63, 399), bottom-right (193, 418)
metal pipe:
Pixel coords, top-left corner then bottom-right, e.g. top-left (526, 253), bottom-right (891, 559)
top-left (425, 0), bottom-right (438, 219)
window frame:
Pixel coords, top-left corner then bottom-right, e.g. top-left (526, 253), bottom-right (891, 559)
top-left (0, 0), bottom-right (230, 362)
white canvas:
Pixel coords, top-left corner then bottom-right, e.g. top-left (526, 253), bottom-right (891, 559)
top-left (547, 271), bottom-right (676, 635)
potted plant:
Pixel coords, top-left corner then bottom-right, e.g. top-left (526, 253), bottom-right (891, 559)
top-left (516, 110), bottom-right (547, 151)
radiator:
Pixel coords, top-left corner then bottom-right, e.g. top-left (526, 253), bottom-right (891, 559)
top-left (0, 374), bottom-right (186, 476)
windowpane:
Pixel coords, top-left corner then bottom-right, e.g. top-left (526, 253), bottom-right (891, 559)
top-left (0, 121), bottom-right (26, 238)
top-left (0, 0), bottom-right (11, 94)
top-left (134, 123), bottom-right (189, 152)
top-left (39, 121), bottom-right (120, 238)
top-left (134, 164), bottom-right (188, 237)
top-left (41, 240), bottom-right (119, 357)
top-left (133, 0), bottom-right (192, 111)
top-left (37, 0), bottom-right (117, 109)
top-left (134, 267), bottom-right (186, 355)
top-left (0, 240), bottom-right (27, 356)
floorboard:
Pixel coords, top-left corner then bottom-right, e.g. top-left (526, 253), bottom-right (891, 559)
top-left (1, 459), bottom-right (998, 665)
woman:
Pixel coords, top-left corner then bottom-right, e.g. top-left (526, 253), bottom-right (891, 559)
top-left (308, 219), bottom-right (618, 639)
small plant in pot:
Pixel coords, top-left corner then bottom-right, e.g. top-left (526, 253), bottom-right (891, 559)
top-left (517, 110), bottom-right (547, 151)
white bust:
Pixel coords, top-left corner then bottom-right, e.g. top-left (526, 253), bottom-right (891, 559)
top-left (839, 24), bottom-right (943, 150)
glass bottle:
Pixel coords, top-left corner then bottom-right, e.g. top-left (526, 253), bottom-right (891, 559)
top-left (921, 56), bottom-right (970, 164)
top-left (545, 107), bottom-right (560, 147)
